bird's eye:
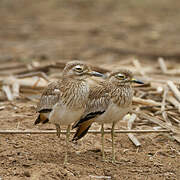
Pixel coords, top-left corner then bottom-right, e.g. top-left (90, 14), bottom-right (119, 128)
top-left (116, 73), bottom-right (125, 79)
top-left (74, 65), bottom-right (83, 72)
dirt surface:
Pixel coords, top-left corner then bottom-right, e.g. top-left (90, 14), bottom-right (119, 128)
top-left (0, 0), bottom-right (180, 180)
top-left (0, 101), bottom-right (180, 180)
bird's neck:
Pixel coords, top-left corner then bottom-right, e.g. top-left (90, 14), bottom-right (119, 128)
top-left (109, 84), bottom-right (133, 107)
top-left (61, 78), bottom-right (89, 109)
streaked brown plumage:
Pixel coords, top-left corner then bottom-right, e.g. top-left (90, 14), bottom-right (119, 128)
top-left (73, 69), bottom-right (143, 163)
top-left (34, 60), bottom-right (104, 164)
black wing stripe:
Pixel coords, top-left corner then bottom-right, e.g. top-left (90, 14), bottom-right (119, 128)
top-left (38, 109), bottom-right (52, 113)
top-left (73, 111), bottom-right (105, 129)
top-left (34, 114), bottom-right (41, 125)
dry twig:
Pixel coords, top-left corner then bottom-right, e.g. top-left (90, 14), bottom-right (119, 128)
top-left (161, 86), bottom-right (168, 112)
top-left (167, 81), bottom-right (180, 102)
top-left (2, 85), bottom-right (13, 101)
top-left (132, 59), bottom-right (145, 76)
top-left (0, 129), bottom-right (170, 134)
top-left (166, 96), bottom-right (180, 113)
top-left (127, 114), bottom-right (141, 147)
top-left (158, 57), bottom-right (167, 73)
top-left (133, 97), bottom-right (161, 106)
top-left (12, 82), bottom-right (20, 98)
top-left (16, 72), bottom-right (50, 82)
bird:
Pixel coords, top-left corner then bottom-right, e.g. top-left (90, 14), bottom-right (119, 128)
top-left (34, 60), bottom-right (104, 164)
top-left (72, 69), bottom-right (144, 163)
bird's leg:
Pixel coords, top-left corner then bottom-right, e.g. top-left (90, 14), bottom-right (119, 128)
top-left (111, 122), bottom-right (116, 163)
top-left (55, 124), bottom-right (61, 138)
top-left (64, 125), bottom-right (71, 165)
top-left (101, 123), bottom-right (105, 161)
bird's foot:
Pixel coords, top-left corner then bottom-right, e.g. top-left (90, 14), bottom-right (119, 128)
top-left (101, 159), bottom-right (109, 163)
top-left (101, 157), bottom-right (121, 164)
top-left (101, 156), bottom-right (108, 162)
top-left (111, 158), bottom-right (122, 164)
top-left (63, 160), bottom-right (68, 166)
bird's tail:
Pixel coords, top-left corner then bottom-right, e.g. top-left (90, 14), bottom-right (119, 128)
top-left (72, 111), bottom-right (105, 141)
top-left (72, 119), bottom-right (95, 141)
top-left (34, 113), bottom-right (49, 125)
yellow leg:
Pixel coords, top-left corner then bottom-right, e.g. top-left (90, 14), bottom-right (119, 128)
top-left (101, 124), bottom-right (105, 161)
top-left (55, 124), bottom-right (61, 138)
top-left (111, 122), bottom-right (115, 163)
top-left (64, 125), bottom-right (71, 165)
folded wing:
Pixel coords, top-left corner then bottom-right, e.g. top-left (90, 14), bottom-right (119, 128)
top-left (34, 81), bottom-right (61, 125)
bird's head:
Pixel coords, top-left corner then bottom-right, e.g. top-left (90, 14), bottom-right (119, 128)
top-left (109, 69), bottom-right (144, 85)
top-left (63, 61), bottom-right (104, 79)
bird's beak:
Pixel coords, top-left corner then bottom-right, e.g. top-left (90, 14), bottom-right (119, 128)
top-left (131, 78), bottom-right (144, 84)
top-left (88, 71), bottom-right (105, 77)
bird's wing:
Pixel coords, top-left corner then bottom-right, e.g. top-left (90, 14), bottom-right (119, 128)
top-left (86, 81), bottom-right (110, 114)
top-left (36, 80), bottom-right (62, 113)
top-left (72, 81), bottom-right (110, 141)
top-left (34, 80), bottom-right (62, 125)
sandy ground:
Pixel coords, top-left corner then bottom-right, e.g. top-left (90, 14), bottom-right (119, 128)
top-left (0, 0), bottom-right (180, 179)
top-left (0, 101), bottom-right (180, 180)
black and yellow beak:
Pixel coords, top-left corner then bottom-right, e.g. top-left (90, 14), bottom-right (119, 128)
top-left (88, 71), bottom-right (105, 77)
top-left (131, 78), bottom-right (144, 84)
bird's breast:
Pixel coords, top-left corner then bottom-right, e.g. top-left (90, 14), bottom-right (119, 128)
top-left (49, 103), bottom-right (84, 125)
top-left (97, 103), bottom-right (131, 124)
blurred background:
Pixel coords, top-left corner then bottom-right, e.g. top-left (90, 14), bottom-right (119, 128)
top-left (1, 0), bottom-right (180, 64)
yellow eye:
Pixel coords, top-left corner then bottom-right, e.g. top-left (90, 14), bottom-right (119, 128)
top-left (116, 73), bottom-right (125, 79)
